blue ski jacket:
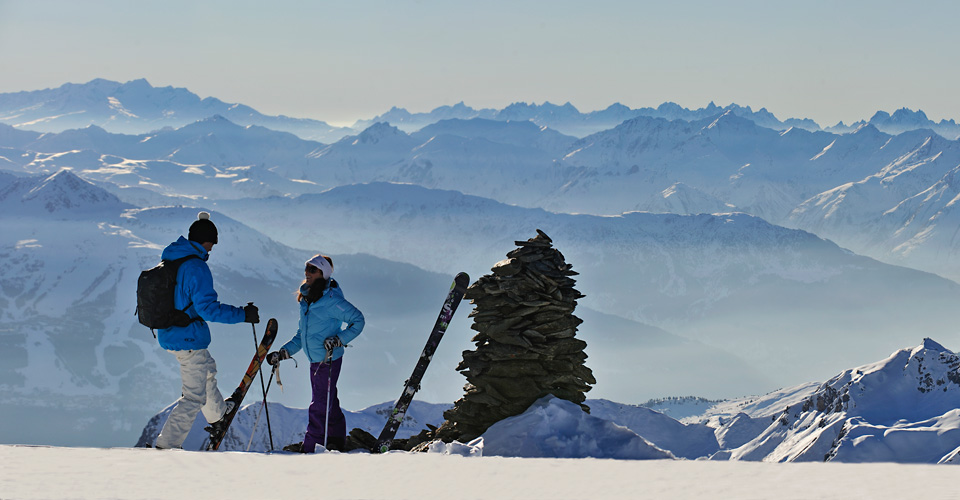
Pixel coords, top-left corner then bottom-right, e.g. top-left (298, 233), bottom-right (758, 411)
top-left (280, 280), bottom-right (364, 363)
top-left (156, 236), bottom-right (246, 351)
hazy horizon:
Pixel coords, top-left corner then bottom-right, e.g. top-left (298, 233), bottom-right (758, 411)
top-left (1, 0), bottom-right (958, 128)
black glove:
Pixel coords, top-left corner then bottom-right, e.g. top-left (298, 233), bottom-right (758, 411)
top-left (243, 304), bottom-right (260, 324)
top-left (266, 349), bottom-right (290, 366)
top-left (323, 336), bottom-right (344, 351)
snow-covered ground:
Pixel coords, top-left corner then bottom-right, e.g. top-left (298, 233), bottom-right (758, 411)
top-left (2, 444), bottom-right (957, 500)
top-left (133, 341), bottom-right (960, 465)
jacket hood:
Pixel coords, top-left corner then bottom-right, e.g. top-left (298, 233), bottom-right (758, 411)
top-left (161, 236), bottom-right (209, 262)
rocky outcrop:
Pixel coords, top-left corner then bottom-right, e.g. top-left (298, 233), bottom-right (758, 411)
top-left (434, 230), bottom-right (595, 442)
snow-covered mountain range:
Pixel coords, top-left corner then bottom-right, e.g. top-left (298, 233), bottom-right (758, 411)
top-left (4, 79), bottom-right (958, 143)
top-left (708, 338), bottom-right (960, 463)
top-left (826, 108), bottom-right (960, 140)
top-left (5, 98), bottom-right (960, 283)
top-left (352, 100), bottom-right (824, 138)
top-left (0, 79), bottom-right (351, 142)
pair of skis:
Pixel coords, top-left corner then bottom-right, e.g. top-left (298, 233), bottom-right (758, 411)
top-left (204, 272), bottom-right (469, 453)
top-left (205, 318), bottom-right (277, 451)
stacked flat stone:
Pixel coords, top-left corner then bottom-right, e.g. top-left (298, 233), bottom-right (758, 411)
top-left (434, 229), bottom-right (595, 442)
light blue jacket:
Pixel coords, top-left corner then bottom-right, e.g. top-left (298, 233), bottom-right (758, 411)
top-left (280, 280), bottom-right (364, 363)
top-left (156, 236), bottom-right (245, 351)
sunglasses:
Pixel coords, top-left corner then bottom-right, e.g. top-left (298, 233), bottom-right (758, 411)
top-left (305, 265), bottom-right (322, 275)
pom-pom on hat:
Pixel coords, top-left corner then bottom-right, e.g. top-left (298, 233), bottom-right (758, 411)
top-left (188, 211), bottom-right (218, 244)
top-left (306, 254), bottom-right (333, 280)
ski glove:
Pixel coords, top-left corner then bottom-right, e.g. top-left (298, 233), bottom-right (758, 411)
top-left (323, 336), bottom-right (344, 352)
top-left (266, 348), bottom-right (290, 366)
top-left (243, 304), bottom-right (260, 324)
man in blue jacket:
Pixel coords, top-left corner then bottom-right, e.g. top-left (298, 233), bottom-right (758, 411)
top-left (154, 212), bottom-right (259, 450)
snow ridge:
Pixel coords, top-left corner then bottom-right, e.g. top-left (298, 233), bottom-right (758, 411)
top-left (716, 339), bottom-right (960, 463)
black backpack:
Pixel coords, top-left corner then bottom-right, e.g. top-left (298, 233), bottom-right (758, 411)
top-left (135, 255), bottom-right (201, 334)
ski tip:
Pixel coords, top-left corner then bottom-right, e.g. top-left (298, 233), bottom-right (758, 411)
top-left (266, 318), bottom-right (278, 331)
top-left (454, 272), bottom-right (470, 286)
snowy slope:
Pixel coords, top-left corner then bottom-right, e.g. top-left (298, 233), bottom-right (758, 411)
top-left (789, 131), bottom-right (960, 281)
top-left (587, 399), bottom-right (719, 459)
top-left (480, 396), bottom-right (673, 459)
top-left (550, 114), bottom-right (900, 219)
top-left (710, 339), bottom-right (960, 463)
top-left (269, 120), bottom-right (569, 205)
top-left (410, 117), bottom-right (577, 155)
top-left (4, 445), bottom-right (960, 500)
top-left (27, 152), bottom-right (318, 200)
top-left (634, 182), bottom-right (737, 215)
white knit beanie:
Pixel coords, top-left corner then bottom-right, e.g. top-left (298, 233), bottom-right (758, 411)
top-left (306, 254), bottom-right (333, 280)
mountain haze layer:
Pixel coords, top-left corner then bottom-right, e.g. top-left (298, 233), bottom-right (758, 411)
top-left (0, 172), bottom-right (759, 446)
top-left (214, 182), bottom-right (960, 390)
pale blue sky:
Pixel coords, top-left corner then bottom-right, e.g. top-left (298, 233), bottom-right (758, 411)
top-left (1, 0), bottom-right (957, 127)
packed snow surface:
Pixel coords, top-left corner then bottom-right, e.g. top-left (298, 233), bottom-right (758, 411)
top-left (2, 445), bottom-right (957, 500)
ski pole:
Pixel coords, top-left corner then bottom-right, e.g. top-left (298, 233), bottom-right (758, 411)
top-left (249, 303), bottom-right (274, 451)
top-left (323, 347), bottom-right (333, 451)
top-left (246, 368), bottom-right (276, 451)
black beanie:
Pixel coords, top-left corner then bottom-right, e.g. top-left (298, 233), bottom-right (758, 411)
top-left (188, 211), bottom-right (218, 244)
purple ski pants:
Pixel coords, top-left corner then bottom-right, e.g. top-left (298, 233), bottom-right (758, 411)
top-left (302, 357), bottom-right (347, 453)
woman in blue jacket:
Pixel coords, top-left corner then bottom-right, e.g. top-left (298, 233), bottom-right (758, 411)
top-left (268, 254), bottom-right (364, 452)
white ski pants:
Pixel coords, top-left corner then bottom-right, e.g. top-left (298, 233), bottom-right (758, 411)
top-left (155, 349), bottom-right (229, 449)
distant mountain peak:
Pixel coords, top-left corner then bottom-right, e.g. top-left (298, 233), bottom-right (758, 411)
top-left (179, 114), bottom-right (243, 133)
top-left (718, 339), bottom-right (960, 462)
top-left (917, 337), bottom-right (949, 354)
top-left (890, 107), bottom-right (930, 122)
top-left (117, 78), bottom-right (153, 91)
top-left (603, 102), bottom-right (630, 112)
top-left (0, 78), bottom-right (346, 142)
top-left (19, 169), bottom-right (128, 214)
top-left (703, 109), bottom-right (758, 131)
top-left (803, 339), bottom-right (960, 420)
top-left (354, 122), bottom-right (405, 144)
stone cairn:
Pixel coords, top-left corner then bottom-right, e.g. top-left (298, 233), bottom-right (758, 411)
top-left (432, 229), bottom-right (596, 443)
